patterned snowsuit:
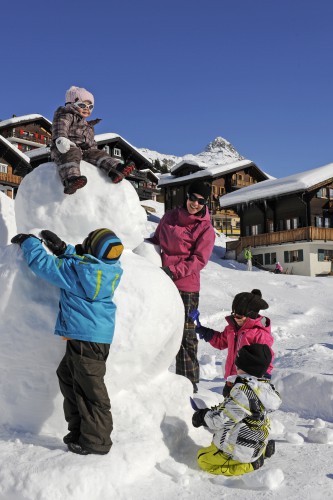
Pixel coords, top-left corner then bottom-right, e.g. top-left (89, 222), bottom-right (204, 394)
top-left (51, 104), bottom-right (120, 183)
top-left (198, 375), bottom-right (281, 475)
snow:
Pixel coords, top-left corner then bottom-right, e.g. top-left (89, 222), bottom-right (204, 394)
top-left (0, 114), bottom-right (52, 128)
top-left (0, 134), bottom-right (31, 163)
top-left (0, 161), bottom-right (332, 499)
top-left (220, 161), bottom-right (333, 207)
top-left (159, 159), bottom-right (254, 186)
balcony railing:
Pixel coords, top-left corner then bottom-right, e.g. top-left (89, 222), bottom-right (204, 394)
top-left (227, 227), bottom-right (333, 256)
top-left (0, 172), bottom-right (22, 185)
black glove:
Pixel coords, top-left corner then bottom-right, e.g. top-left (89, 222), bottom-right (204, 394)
top-left (161, 266), bottom-right (174, 280)
top-left (40, 230), bottom-right (67, 256)
top-left (192, 408), bottom-right (209, 428)
top-left (195, 325), bottom-right (215, 342)
top-left (11, 234), bottom-right (37, 246)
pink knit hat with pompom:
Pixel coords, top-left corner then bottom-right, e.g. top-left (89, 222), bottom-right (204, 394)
top-left (65, 86), bottom-right (94, 105)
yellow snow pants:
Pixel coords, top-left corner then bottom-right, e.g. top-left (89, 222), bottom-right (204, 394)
top-left (197, 443), bottom-right (255, 476)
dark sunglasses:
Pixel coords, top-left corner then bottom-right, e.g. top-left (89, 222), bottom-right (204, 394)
top-left (75, 101), bottom-right (94, 111)
top-left (232, 312), bottom-right (246, 319)
top-left (187, 193), bottom-right (208, 206)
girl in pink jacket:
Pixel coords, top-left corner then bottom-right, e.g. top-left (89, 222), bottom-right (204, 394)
top-left (196, 289), bottom-right (274, 397)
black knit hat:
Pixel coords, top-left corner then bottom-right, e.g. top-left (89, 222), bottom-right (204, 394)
top-left (188, 180), bottom-right (211, 200)
top-left (235, 344), bottom-right (272, 377)
top-left (232, 289), bottom-right (268, 319)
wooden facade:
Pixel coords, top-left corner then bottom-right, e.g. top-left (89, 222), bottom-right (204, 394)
top-left (222, 172), bottom-right (333, 276)
top-left (0, 115), bottom-right (52, 197)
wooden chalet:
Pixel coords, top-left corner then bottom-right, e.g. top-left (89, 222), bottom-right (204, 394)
top-left (0, 114), bottom-right (52, 195)
top-left (0, 114), bottom-right (52, 157)
top-left (158, 159), bottom-right (269, 235)
top-left (0, 135), bottom-right (31, 198)
top-left (220, 163), bottom-right (333, 276)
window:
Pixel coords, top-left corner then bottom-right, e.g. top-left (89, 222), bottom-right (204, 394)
top-left (113, 148), bottom-right (121, 157)
top-left (316, 188), bottom-right (327, 198)
top-left (0, 163), bottom-right (8, 173)
top-left (329, 188), bottom-right (333, 199)
top-left (315, 216), bottom-right (323, 227)
top-left (284, 249), bottom-right (304, 263)
top-left (264, 252), bottom-right (277, 265)
top-left (318, 249), bottom-right (333, 261)
top-left (255, 254), bottom-right (263, 265)
top-left (103, 145), bottom-right (110, 154)
top-left (251, 224), bottom-right (261, 235)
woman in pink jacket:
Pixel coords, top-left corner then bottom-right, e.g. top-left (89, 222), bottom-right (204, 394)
top-left (151, 180), bottom-right (215, 392)
top-left (196, 289), bottom-right (274, 397)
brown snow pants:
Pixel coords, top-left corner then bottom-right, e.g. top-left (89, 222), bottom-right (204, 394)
top-left (51, 145), bottom-right (120, 183)
top-left (56, 339), bottom-right (113, 454)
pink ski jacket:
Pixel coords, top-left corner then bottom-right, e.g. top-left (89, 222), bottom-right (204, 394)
top-left (151, 206), bottom-right (215, 292)
top-left (210, 315), bottom-right (274, 378)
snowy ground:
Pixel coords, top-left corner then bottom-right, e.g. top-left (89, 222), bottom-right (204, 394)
top-left (0, 176), bottom-right (332, 500)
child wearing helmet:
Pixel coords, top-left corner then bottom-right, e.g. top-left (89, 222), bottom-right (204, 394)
top-left (11, 228), bottom-right (124, 455)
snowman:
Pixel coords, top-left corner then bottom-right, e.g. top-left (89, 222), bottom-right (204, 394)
top-left (0, 161), bottom-right (194, 466)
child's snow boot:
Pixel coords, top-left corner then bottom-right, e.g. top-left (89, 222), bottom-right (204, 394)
top-left (63, 175), bottom-right (87, 194)
top-left (63, 431), bottom-right (80, 444)
top-left (264, 439), bottom-right (275, 458)
top-left (108, 161), bottom-right (136, 184)
top-left (67, 442), bottom-right (90, 455)
top-left (251, 454), bottom-right (264, 470)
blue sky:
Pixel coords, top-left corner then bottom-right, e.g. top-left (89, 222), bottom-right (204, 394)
top-left (2, 0), bottom-right (333, 178)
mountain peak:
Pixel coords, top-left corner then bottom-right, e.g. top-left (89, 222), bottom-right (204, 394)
top-left (197, 136), bottom-right (244, 164)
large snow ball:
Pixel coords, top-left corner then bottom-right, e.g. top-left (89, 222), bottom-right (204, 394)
top-left (14, 161), bottom-right (147, 250)
top-left (108, 251), bottom-right (185, 392)
top-left (0, 191), bottom-right (16, 245)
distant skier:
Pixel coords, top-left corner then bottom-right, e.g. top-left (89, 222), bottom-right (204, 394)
top-left (244, 245), bottom-right (252, 271)
top-left (275, 262), bottom-right (283, 274)
top-left (51, 85), bottom-right (135, 194)
top-left (11, 228), bottom-right (123, 455)
top-left (192, 343), bottom-right (281, 476)
top-left (196, 289), bottom-right (274, 397)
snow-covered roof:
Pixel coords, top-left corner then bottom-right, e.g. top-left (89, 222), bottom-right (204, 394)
top-left (25, 146), bottom-right (49, 159)
top-left (95, 133), bottom-right (152, 164)
top-left (158, 159), bottom-right (255, 186)
top-left (139, 168), bottom-right (159, 181)
top-left (0, 135), bottom-right (31, 163)
top-left (170, 158), bottom-right (209, 174)
top-left (220, 162), bottom-right (333, 207)
top-left (0, 114), bottom-right (52, 128)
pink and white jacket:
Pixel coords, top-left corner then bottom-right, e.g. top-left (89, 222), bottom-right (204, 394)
top-left (210, 315), bottom-right (274, 378)
top-left (151, 206), bottom-right (215, 292)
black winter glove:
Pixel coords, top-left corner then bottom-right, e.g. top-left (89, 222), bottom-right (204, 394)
top-left (195, 325), bottom-right (215, 342)
top-left (161, 266), bottom-right (174, 280)
top-left (192, 408), bottom-right (209, 428)
top-left (11, 234), bottom-right (38, 246)
top-left (40, 230), bottom-right (67, 256)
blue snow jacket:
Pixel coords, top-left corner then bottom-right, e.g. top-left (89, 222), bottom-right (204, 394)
top-left (20, 237), bottom-right (123, 344)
